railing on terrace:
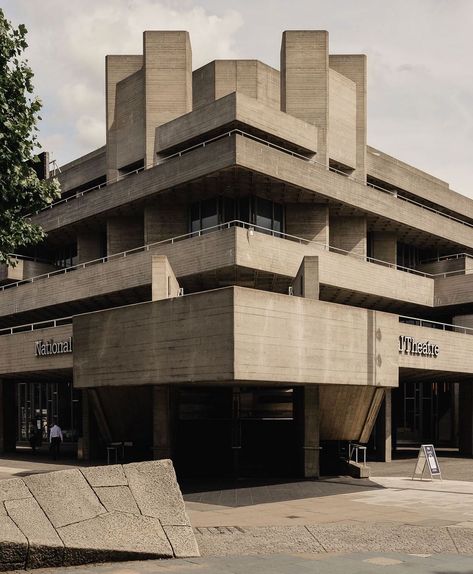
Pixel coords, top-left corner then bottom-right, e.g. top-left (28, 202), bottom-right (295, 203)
top-left (33, 129), bottom-right (473, 231)
top-left (420, 253), bottom-right (473, 264)
top-left (0, 316), bottom-right (73, 337)
top-left (1, 220), bottom-right (471, 295)
top-left (399, 315), bottom-right (473, 335)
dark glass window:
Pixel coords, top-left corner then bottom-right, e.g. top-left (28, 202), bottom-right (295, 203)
top-left (54, 243), bottom-right (78, 268)
top-left (189, 196), bottom-right (284, 234)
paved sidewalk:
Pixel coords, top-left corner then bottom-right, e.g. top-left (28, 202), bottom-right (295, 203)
top-left (14, 552), bottom-right (473, 574)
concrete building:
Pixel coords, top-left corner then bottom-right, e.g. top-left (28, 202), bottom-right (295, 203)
top-left (1, 29), bottom-right (472, 478)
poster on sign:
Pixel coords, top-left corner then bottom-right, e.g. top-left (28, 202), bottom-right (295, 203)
top-left (412, 444), bottom-right (442, 481)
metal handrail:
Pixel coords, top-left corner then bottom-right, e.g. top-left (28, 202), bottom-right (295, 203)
top-left (0, 316), bottom-right (73, 337)
top-left (33, 129), bottom-right (473, 231)
top-left (0, 220), bottom-right (442, 295)
top-left (399, 315), bottom-right (473, 335)
top-left (420, 252), bottom-right (473, 264)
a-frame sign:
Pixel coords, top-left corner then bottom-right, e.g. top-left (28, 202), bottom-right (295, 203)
top-left (412, 444), bottom-right (442, 481)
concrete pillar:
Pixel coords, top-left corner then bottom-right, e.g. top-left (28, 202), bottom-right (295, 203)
top-left (281, 31), bottom-right (329, 165)
top-left (375, 389), bottom-right (392, 462)
top-left (329, 216), bottom-right (367, 257)
top-left (105, 55), bottom-right (144, 182)
top-left (0, 380), bottom-right (16, 454)
top-left (79, 390), bottom-right (91, 461)
top-left (459, 383), bottom-right (473, 456)
top-left (144, 203), bottom-right (187, 244)
top-left (152, 386), bottom-right (173, 460)
top-left (292, 256), bottom-right (319, 299)
top-left (152, 256), bottom-right (180, 301)
top-left (77, 230), bottom-right (105, 264)
top-left (144, 31), bottom-right (192, 169)
top-left (370, 232), bottom-right (397, 265)
top-left (295, 386), bottom-right (320, 478)
top-left (329, 55), bottom-right (367, 182)
top-left (106, 216), bottom-right (144, 255)
top-left (285, 204), bottom-right (329, 244)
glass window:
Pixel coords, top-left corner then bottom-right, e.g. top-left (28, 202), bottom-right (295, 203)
top-left (255, 197), bottom-right (273, 231)
top-left (201, 198), bottom-right (218, 231)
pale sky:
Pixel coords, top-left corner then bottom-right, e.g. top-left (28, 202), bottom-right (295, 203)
top-left (3, 0), bottom-right (472, 197)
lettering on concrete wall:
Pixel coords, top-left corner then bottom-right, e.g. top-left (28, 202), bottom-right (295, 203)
top-left (399, 336), bottom-right (439, 358)
top-left (35, 337), bottom-right (73, 357)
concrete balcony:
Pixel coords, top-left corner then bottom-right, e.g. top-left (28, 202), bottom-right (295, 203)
top-left (0, 257), bottom-right (57, 285)
top-left (155, 91), bottom-right (317, 155)
top-left (0, 224), bottom-right (435, 326)
top-left (31, 133), bottom-right (473, 256)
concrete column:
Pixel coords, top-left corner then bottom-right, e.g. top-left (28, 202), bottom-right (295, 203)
top-left (77, 231), bottom-right (104, 264)
top-left (79, 390), bottom-right (91, 461)
top-left (144, 31), bottom-right (192, 169)
top-left (152, 385), bottom-right (172, 460)
top-left (105, 55), bottom-right (144, 182)
top-left (281, 31), bottom-right (329, 165)
top-left (329, 55), bottom-right (367, 182)
top-left (370, 232), bottom-right (397, 265)
top-left (292, 256), bottom-right (319, 299)
top-left (0, 380), bottom-right (16, 454)
top-left (459, 383), bottom-right (473, 456)
top-left (329, 216), bottom-right (367, 257)
top-left (106, 216), bottom-right (144, 255)
top-left (144, 203), bottom-right (187, 244)
top-left (152, 256), bottom-right (180, 301)
top-left (295, 385), bottom-right (320, 478)
top-left (285, 204), bottom-right (329, 244)
top-left (375, 389), bottom-right (392, 462)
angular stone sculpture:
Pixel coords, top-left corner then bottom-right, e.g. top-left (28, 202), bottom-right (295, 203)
top-left (0, 460), bottom-right (199, 571)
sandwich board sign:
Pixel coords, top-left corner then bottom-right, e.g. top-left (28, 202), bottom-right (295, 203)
top-left (412, 444), bottom-right (442, 481)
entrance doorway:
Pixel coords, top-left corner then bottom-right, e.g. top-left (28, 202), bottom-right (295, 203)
top-left (17, 381), bottom-right (81, 452)
top-left (174, 387), bottom-right (297, 478)
top-left (394, 381), bottom-right (457, 448)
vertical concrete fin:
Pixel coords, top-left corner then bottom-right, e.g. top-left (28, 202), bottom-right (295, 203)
top-left (329, 55), bottom-right (367, 182)
top-left (144, 31), bottom-right (192, 169)
top-left (292, 256), bottom-right (319, 299)
top-left (359, 387), bottom-right (385, 444)
top-left (88, 389), bottom-right (113, 445)
top-left (281, 30), bottom-right (329, 165)
top-left (105, 55), bottom-right (144, 182)
top-left (152, 255), bottom-right (181, 301)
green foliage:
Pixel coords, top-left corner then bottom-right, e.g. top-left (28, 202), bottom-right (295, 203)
top-left (0, 8), bottom-right (60, 265)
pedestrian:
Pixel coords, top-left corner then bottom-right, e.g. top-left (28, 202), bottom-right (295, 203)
top-left (49, 420), bottom-right (63, 460)
top-left (29, 421), bottom-right (38, 453)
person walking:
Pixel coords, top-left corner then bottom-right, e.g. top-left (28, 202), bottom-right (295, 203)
top-left (49, 420), bottom-right (63, 460)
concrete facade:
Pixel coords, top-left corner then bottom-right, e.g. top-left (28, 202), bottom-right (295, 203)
top-left (1, 28), bottom-right (472, 479)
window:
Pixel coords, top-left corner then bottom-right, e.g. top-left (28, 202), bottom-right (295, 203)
top-left (189, 196), bottom-right (285, 234)
top-left (54, 243), bottom-right (78, 268)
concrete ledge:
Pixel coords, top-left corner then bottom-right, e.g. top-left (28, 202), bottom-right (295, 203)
top-left (0, 460), bottom-right (199, 570)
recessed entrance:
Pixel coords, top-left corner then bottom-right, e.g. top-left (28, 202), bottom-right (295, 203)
top-left (393, 381), bottom-right (457, 448)
top-left (174, 387), bottom-right (297, 478)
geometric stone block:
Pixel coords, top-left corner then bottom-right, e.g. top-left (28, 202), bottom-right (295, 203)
top-left (94, 486), bottom-right (140, 514)
top-left (0, 478), bottom-right (32, 502)
top-left (81, 465), bottom-right (128, 487)
top-left (24, 469), bottom-right (106, 528)
top-left (58, 512), bottom-right (173, 566)
top-left (4, 498), bottom-right (64, 569)
top-left (0, 514), bottom-right (28, 571)
top-left (124, 460), bottom-right (190, 525)
top-left (163, 525), bottom-right (200, 558)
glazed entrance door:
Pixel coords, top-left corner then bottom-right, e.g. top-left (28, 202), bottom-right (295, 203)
top-left (396, 381), bottom-right (455, 446)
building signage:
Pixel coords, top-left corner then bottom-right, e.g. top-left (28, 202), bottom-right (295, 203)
top-left (412, 444), bottom-right (442, 481)
top-left (35, 337), bottom-right (73, 357)
top-left (398, 335), bottom-right (439, 357)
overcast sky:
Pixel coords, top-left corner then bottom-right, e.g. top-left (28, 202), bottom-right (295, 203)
top-left (3, 0), bottom-right (472, 197)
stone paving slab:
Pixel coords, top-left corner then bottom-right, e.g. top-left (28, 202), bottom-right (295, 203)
top-left (0, 460), bottom-right (199, 571)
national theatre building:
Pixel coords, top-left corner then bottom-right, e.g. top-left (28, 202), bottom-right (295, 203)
top-left (1, 30), bottom-right (473, 477)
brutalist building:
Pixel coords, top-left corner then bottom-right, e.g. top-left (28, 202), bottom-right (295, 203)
top-left (1, 30), bottom-right (472, 477)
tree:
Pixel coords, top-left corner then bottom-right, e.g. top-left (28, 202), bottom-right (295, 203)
top-left (0, 8), bottom-right (60, 265)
